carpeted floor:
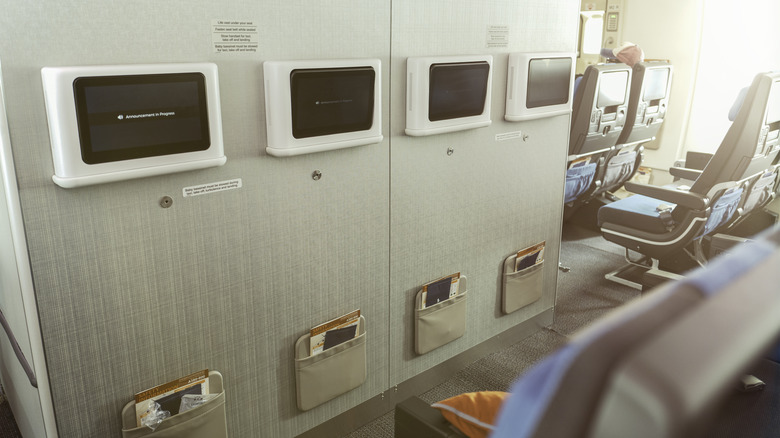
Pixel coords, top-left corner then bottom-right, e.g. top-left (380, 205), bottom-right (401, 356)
top-left (0, 386), bottom-right (22, 438)
top-left (343, 224), bottom-right (639, 437)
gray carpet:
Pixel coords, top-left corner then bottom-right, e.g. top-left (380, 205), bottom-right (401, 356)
top-left (344, 225), bottom-right (638, 437)
top-left (0, 386), bottom-right (22, 438)
top-left (708, 359), bottom-right (780, 438)
top-left (554, 241), bottom-right (638, 336)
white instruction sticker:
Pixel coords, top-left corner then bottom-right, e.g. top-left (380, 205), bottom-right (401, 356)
top-left (495, 131), bottom-right (524, 142)
top-left (487, 25), bottom-right (509, 48)
top-left (183, 178), bottom-right (243, 197)
top-left (212, 20), bottom-right (258, 53)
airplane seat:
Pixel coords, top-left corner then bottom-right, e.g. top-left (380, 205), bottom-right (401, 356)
top-left (393, 227), bottom-right (780, 438)
top-left (597, 71), bottom-right (780, 277)
top-left (670, 77), bottom-right (780, 237)
top-left (564, 160), bottom-right (598, 204)
top-left (720, 167), bottom-right (778, 233)
top-left (491, 229), bottom-right (780, 438)
top-left (564, 64), bottom-right (633, 211)
top-left (588, 232), bottom-right (780, 438)
top-left (718, 81), bottom-right (780, 233)
top-left (594, 61), bottom-right (674, 197)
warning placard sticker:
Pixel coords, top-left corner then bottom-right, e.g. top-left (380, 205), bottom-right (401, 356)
top-left (183, 178), bottom-right (242, 197)
top-left (212, 20), bottom-right (258, 53)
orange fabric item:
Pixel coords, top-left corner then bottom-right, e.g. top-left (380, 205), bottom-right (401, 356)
top-left (431, 391), bottom-right (510, 438)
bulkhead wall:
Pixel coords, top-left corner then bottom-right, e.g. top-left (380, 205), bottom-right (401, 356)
top-left (0, 0), bottom-right (577, 436)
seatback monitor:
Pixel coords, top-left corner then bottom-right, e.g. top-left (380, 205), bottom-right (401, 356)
top-left (263, 58), bottom-right (383, 157)
top-left (642, 67), bottom-right (670, 102)
top-left (527, 57), bottom-right (572, 108)
top-left (290, 67), bottom-right (375, 139)
top-left (505, 52), bottom-right (575, 122)
top-left (41, 62), bottom-right (226, 188)
top-left (405, 54), bottom-right (493, 136)
top-left (766, 80), bottom-right (780, 124)
top-left (73, 73), bottom-right (210, 164)
top-left (597, 71), bottom-right (629, 108)
top-left (428, 61), bottom-right (490, 122)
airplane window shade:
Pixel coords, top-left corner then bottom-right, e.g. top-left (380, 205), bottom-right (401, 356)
top-left (428, 61), bottom-right (490, 122)
top-left (597, 71), bottom-right (629, 108)
top-left (526, 58), bottom-right (572, 108)
top-left (73, 73), bottom-right (210, 164)
top-left (643, 68), bottom-right (670, 101)
top-left (290, 67), bottom-right (375, 139)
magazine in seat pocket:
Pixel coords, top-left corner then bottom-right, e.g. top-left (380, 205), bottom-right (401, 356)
top-left (414, 275), bottom-right (468, 355)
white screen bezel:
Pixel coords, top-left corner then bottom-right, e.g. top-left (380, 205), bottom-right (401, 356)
top-left (262, 58), bottom-right (383, 157)
top-left (41, 62), bottom-right (225, 188)
top-left (505, 52), bottom-right (575, 122)
top-left (405, 54), bottom-right (493, 137)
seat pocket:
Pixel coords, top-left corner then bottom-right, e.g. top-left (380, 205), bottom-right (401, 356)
top-left (564, 162), bottom-right (597, 203)
top-left (502, 261), bottom-right (544, 315)
top-left (602, 151), bottom-right (637, 190)
top-left (742, 171), bottom-right (777, 214)
top-left (702, 188), bottom-right (744, 236)
top-left (120, 372), bottom-right (227, 438)
top-left (414, 292), bottom-right (467, 355)
top-left (294, 316), bottom-right (367, 411)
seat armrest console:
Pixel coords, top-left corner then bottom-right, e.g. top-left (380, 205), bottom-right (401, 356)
top-left (684, 151), bottom-right (714, 170)
top-left (624, 182), bottom-right (709, 210)
top-left (394, 396), bottom-right (466, 438)
top-left (669, 167), bottom-right (703, 182)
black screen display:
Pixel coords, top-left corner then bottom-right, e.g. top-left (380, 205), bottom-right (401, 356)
top-left (643, 67), bottom-right (670, 101)
top-left (527, 57), bottom-right (572, 108)
top-left (428, 61), bottom-right (490, 122)
top-left (73, 73), bottom-right (210, 164)
top-left (290, 67), bottom-right (375, 139)
top-left (597, 71), bottom-right (629, 108)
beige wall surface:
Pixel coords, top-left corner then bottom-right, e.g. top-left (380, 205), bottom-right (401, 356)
top-left (621, 0), bottom-right (779, 175)
top-left (683, 0), bottom-right (780, 157)
top-left (620, 0), bottom-right (705, 173)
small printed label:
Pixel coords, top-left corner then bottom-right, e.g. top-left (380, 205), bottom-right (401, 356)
top-left (212, 20), bottom-right (258, 53)
top-left (183, 178), bottom-right (242, 197)
top-left (487, 25), bottom-right (509, 48)
top-left (495, 131), bottom-right (523, 141)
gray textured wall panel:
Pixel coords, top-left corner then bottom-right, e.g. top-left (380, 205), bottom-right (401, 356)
top-left (389, 0), bottom-right (579, 382)
top-left (0, 0), bottom-right (578, 436)
top-left (2, 1), bottom-right (392, 436)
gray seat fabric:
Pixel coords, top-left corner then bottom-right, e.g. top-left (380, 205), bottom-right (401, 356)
top-left (491, 226), bottom-right (780, 438)
top-left (590, 235), bottom-right (780, 438)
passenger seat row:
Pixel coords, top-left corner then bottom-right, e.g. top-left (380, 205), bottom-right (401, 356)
top-left (565, 61), bottom-right (673, 210)
top-left (598, 71), bottom-right (780, 287)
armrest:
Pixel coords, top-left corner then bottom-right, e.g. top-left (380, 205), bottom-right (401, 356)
top-left (684, 151), bottom-right (713, 170)
top-left (669, 166), bottom-right (703, 182)
top-left (394, 396), bottom-right (465, 438)
top-left (624, 182), bottom-right (709, 210)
